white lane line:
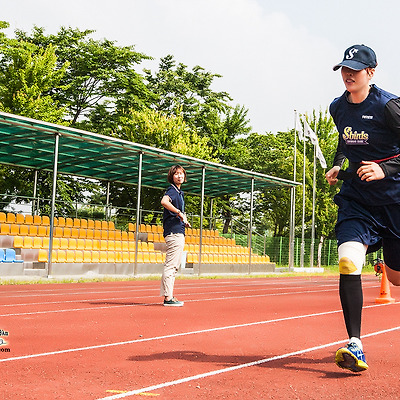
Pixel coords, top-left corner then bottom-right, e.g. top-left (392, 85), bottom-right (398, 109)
top-left (0, 283), bottom-right (342, 308)
top-left (96, 325), bottom-right (400, 400)
top-left (0, 286), bottom-right (349, 317)
top-left (0, 279), bottom-right (334, 299)
top-left (1, 302), bottom-right (396, 363)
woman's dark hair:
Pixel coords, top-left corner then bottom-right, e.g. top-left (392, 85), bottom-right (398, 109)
top-left (167, 165), bottom-right (187, 184)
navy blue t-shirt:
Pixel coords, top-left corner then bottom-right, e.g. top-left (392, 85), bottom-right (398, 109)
top-left (330, 85), bottom-right (400, 205)
top-left (162, 184), bottom-right (185, 237)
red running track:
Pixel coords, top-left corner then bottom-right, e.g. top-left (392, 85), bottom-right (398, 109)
top-left (1, 275), bottom-right (400, 399)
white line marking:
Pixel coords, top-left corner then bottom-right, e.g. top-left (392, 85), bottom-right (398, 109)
top-left (0, 283), bottom-right (343, 309)
top-left (0, 287), bottom-right (344, 317)
top-left (95, 325), bottom-right (400, 400)
top-left (1, 302), bottom-right (397, 363)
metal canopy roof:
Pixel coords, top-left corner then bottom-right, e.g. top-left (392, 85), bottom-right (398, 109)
top-left (0, 111), bottom-right (299, 197)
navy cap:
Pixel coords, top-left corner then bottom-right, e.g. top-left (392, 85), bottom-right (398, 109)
top-left (333, 44), bottom-right (377, 71)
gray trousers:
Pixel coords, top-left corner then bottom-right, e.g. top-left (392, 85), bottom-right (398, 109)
top-left (160, 233), bottom-right (185, 298)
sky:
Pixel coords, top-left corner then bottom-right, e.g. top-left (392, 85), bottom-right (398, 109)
top-left (2, 0), bottom-right (400, 135)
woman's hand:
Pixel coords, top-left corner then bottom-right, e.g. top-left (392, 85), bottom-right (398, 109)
top-left (357, 161), bottom-right (385, 181)
top-left (325, 166), bottom-right (340, 186)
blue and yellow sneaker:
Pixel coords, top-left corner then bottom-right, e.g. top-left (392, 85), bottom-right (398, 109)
top-left (335, 343), bottom-right (369, 372)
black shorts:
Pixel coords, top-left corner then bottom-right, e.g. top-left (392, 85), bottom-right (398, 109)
top-left (334, 194), bottom-right (400, 271)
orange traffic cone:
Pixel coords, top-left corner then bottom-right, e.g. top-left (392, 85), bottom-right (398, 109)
top-left (375, 263), bottom-right (395, 304)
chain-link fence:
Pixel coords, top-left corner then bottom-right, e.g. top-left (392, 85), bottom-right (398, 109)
top-left (0, 195), bottom-right (383, 268)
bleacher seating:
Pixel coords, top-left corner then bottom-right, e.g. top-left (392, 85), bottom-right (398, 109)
top-left (0, 212), bottom-right (271, 267)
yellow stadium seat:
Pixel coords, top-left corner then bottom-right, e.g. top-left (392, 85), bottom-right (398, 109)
top-left (80, 219), bottom-right (88, 229)
top-left (140, 242), bottom-right (148, 251)
top-left (147, 232), bottom-right (154, 242)
top-left (41, 216), bottom-right (50, 226)
top-left (149, 252), bottom-right (157, 263)
top-left (23, 215), bottom-right (33, 225)
top-left (101, 221), bottom-right (108, 230)
top-left (128, 232), bottom-right (135, 241)
top-left (32, 215), bottom-right (41, 225)
top-left (32, 237), bottom-right (42, 249)
top-left (115, 230), bottom-right (122, 241)
top-left (84, 239), bottom-right (93, 250)
top-left (115, 252), bottom-right (122, 263)
top-left (73, 218), bottom-right (80, 228)
top-left (121, 231), bottom-right (128, 241)
top-left (16, 214), bottom-right (25, 224)
top-left (108, 230), bottom-right (115, 241)
top-left (57, 250), bottom-right (67, 263)
top-left (139, 252), bottom-right (147, 263)
top-left (128, 241), bottom-right (136, 252)
top-left (76, 239), bottom-right (85, 250)
top-left (87, 219), bottom-right (95, 229)
top-left (13, 236), bottom-right (23, 248)
top-left (100, 240), bottom-right (108, 251)
top-left (94, 220), bottom-right (102, 230)
top-left (99, 251), bottom-right (108, 263)
top-left (23, 236), bottom-right (33, 248)
top-left (52, 238), bottom-right (60, 249)
top-left (42, 237), bottom-right (50, 249)
top-left (66, 250), bottom-right (75, 262)
top-left (10, 224), bottom-right (19, 236)
top-left (69, 238), bottom-right (77, 250)
top-left (83, 250), bottom-right (92, 263)
top-left (148, 242), bottom-right (155, 252)
top-left (54, 227), bottom-right (63, 237)
top-left (122, 241), bottom-right (129, 252)
top-left (38, 249), bottom-right (48, 262)
top-left (63, 228), bottom-right (71, 238)
top-left (0, 212), bottom-right (6, 223)
top-left (108, 221), bottom-right (115, 230)
top-left (114, 241), bottom-right (122, 251)
top-left (71, 228), bottom-right (79, 238)
top-left (60, 238), bottom-right (69, 250)
top-left (37, 226), bottom-right (47, 237)
top-left (93, 229), bottom-right (101, 240)
top-left (139, 224), bottom-right (146, 233)
top-left (57, 217), bottom-right (65, 227)
top-left (122, 252), bottom-right (130, 263)
top-left (19, 225), bottom-right (29, 236)
top-left (75, 250), bottom-right (83, 263)
top-left (91, 251), bottom-right (100, 263)
top-left (6, 213), bottom-right (15, 224)
top-left (107, 241), bottom-right (115, 251)
top-left (86, 229), bottom-right (94, 239)
top-left (65, 218), bottom-right (73, 228)
top-left (128, 222), bottom-right (136, 232)
top-left (28, 225), bottom-right (38, 236)
top-left (92, 240), bottom-right (100, 251)
top-left (156, 252), bottom-right (164, 263)
top-left (1, 223), bottom-right (10, 235)
top-left (129, 252), bottom-right (136, 263)
top-left (78, 228), bottom-right (87, 239)
top-left (101, 230), bottom-right (108, 240)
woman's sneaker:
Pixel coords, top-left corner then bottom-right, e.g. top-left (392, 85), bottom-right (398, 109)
top-left (335, 342), bottom-right (369, 372)
top-left (163, 297), bottom-right (184, 307)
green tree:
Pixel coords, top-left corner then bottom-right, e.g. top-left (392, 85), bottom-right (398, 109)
top-left (0, 21), bottom-right (68, 122)
top-left (15, 26), bottom-right (152, 125)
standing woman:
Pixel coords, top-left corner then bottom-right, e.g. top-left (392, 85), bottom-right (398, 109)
top-left (160, 165), bottom-right (190, 306)
top-left (326, 44), bottom-right (400, 372)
